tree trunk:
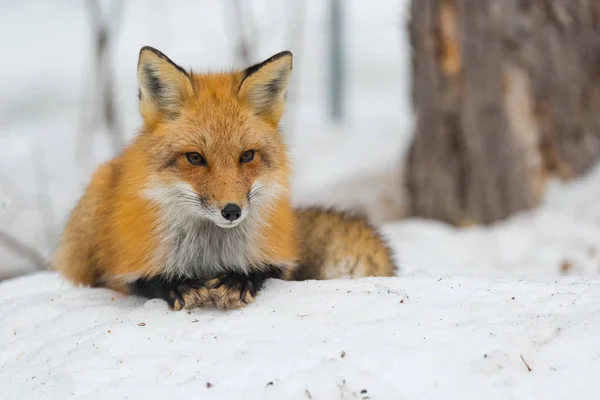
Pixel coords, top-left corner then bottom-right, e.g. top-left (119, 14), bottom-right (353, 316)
top-left (406, 0), bottom-right (600, 225)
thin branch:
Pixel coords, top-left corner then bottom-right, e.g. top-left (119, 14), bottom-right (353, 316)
top-left (520, 354), bottom-right (532, 372)
top-left (329, 0), bottom-right (344, 121)
top-left (101, 0), bottom-right (124, 155)
top-left (76, 0), bottom-right (102, 160)
top-left (229, 0), bottom-right (256, 66)
top-left (77, 0), bottom-right (124, 160)
top-left (282, 0), bottom-right (306, 136)
top-left (0, 229), bottom-right (47, 271)
top-left (0, 180), bottom-right (23, 232)
top-left (31, 144), bottom-right (56, 254)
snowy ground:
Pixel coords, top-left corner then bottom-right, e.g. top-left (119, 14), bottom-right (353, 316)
top-left (3, 1), bottom-right (600, 398)
top-left (2, 273), bottom-right (600, 399)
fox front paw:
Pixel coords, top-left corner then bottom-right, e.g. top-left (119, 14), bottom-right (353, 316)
top-left (167, 279), bottom-right (214, 311)
top-left (205, 272), bottom-right (259, 310)
top-left (131, 276), bottom-right (214, 311)
top-left (204, 267), bottom-right (284, 310)
top-left (131, 267), bottom-right (283, 311)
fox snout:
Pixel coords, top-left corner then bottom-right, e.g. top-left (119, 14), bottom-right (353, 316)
top-left (154, 177), bottom-right (279, 229)
top-left (202, 195), bottom-right (250, 228)
top-left (221, 203), bottom-right (242, 222)
top-left (210, 201), bottom-right (248, 228)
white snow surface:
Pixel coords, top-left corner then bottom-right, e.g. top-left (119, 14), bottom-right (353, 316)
top-left (2, 272), bottom-right (600, 400)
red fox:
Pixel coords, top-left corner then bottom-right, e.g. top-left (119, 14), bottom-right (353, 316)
top-left (53, 47), bottom-right (397, 310)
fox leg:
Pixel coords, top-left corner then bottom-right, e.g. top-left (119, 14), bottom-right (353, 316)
top-left (131, 267), bottom-right (283, 311)
top-left (131, 277), bottom-right (213, 310)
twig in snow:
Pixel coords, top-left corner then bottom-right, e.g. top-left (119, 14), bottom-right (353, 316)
top-left (0, 229), bottom-right (47, 270)
top-left (520, 354), bottom-right (532, 372)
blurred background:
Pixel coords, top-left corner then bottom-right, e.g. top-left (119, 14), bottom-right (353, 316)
top-left (3, 0), bottom-right (600, 280)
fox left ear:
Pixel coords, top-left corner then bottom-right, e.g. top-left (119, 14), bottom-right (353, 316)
top-left (238, 51), bottom-right (293, 125)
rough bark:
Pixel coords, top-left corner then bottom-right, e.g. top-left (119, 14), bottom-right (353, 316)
top-left (406, 0), bottom-right (600, 225)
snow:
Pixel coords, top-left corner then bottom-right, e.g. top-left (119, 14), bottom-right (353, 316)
top-left (2, 272), bottom-right (600, 399)
top-left (3, 0), bottom-right (600, 397)
top-left (386, 162), bottom-right (600, 278)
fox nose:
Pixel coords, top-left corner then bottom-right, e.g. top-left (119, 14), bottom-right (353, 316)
top-left (221, 203), bottom-right (242, 222)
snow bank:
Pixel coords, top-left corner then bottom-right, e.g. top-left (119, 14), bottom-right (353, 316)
top-left (382, 163), bottom-right (600, 278)
top-left (2, 272), bottom-right (599, 399)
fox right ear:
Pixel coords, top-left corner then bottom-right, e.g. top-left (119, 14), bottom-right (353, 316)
top-left (137, 46), bottom-right (194, 122)
top-left (238, 51), bottom-right (293, 126)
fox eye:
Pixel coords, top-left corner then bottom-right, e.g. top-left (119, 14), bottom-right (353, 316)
top-left (185, 152), bottom-right (206, 166)
top-left (240, 150), bottom-right (255, 164)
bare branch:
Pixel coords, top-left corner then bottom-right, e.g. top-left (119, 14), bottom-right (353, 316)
top-left (77, 0), bottom-right (124, 160)
top-left (229, 0), bottom-right (257, 66)
top-left (520, 354), bottom-right (533, 372)
top-left (0, 229), bottom-right (47, 271)
top-left (31, 144), bottom-right (56, 253)
top-left (282, 0), bottom-right (306, 136)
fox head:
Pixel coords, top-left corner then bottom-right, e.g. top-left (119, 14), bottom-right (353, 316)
top-left (136, 46), bottom-right (293, 228)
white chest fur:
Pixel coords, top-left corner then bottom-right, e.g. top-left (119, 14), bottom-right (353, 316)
top-left (158, 214), bottom-right (260, 279)
top-left (143, 182), bottom-right (262, 279)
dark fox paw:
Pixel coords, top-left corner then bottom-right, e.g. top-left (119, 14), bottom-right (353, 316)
top-left (167, 279), bottom-right (214, 311)
top-left (131, 268), bottom-right (283, 311)
top-left (206, 268), bottom-right (286, 310)
top-left (204, 272), bottom-right (261, 310)
top-left (131, 277), bottom-right (213, 311)
top-left (163, 273), bottom-right (260, 311)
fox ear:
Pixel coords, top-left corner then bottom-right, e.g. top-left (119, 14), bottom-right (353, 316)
top-left (137, 46), bottom-right (194, 122)
top-left (238, 51), bottom-right (293, 125)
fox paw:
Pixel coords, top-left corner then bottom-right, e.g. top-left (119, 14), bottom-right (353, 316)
top-left (167, 279), bottom-right (214, 311)
top-left (205, 272), bottom-right (261, 310)
top-left (132, 268), bottom-right (282, 311)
